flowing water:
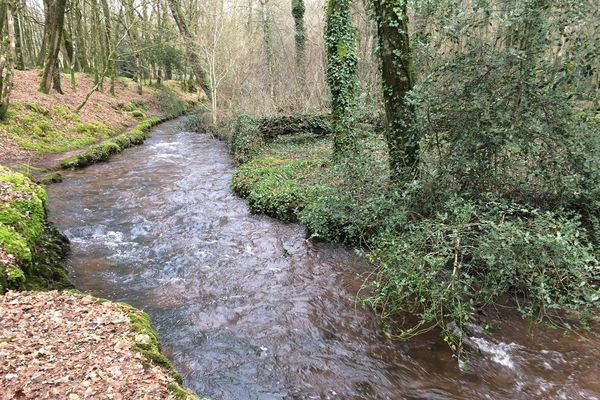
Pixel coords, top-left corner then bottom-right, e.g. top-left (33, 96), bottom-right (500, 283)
top-left (46, 119), bottom-right (600, 400)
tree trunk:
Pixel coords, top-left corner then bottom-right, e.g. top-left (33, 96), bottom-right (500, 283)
top-left (13, 2), bottom-right (23, 70)
top-left (259, 0), bottom-right (275, 101)
top-left (39, 0), bottom-right (67, 94)
top-left (36, 0), bottom-right (50, 67)
top-left (100, 0), bottom-right (115, 95)
top-left (372, 0), bottom-right (418, 179)
top-left (325, 0), bottom-right (358, 156)
top-left (167, 0), bottom-right (212, 100)
top-left (291, 0), bottom-right (305, 81)
top-left (0, 1), bottom-right (16, 119)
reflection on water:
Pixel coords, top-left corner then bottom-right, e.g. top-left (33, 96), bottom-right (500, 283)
top-left (47, 119), bottom-right (600, 400)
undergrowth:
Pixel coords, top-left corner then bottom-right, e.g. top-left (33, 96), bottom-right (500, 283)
top-left (217, 111), bottom-right (600, 360)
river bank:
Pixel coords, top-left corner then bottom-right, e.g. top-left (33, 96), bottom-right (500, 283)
top-left (0, 166), bottom-right (201, 399)
top-left (0, 70), bottom-right (197, 180)
top-left (208, 112), bottom-right (600, 363)
top-left (0, 72), bottom-right (202, 398)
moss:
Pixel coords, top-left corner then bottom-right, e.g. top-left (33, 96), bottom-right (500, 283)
top-left (76, 121), bottom-right (112, 138)
top-left (0, 224), bottom-right (31, 264)
top-left (0, 167), bottom-right (71, 293)
top-left (28, 103), bottom-right (50, 116)
top-left (6, 264), bottom-right (26, 286)
top-left (130, 110), bottom-right (145, 119)
top-left (53, 105), bottom-right (81, 122)
top-left (60, 117), bottom-right (164, 170)
top-left (39, 172), bottom-right (63, 184)
top-left (0, 106), bottom-right (100, 154)
top-left (119, 306), bottom-right (202, 399)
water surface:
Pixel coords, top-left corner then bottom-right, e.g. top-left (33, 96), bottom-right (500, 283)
top-left (47, 119), bottom-right (600, 399)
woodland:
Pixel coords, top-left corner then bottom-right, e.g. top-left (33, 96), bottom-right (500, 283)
top-left (1, 0), bottom-right (599, 366)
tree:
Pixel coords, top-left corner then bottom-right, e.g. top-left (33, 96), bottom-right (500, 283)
top-left (0, 0), bottom-right (16, 119)
top-left (325, 0), bottom-right (358, 156)
top-left (259, 0), bottom-right (275, 101)
top-left (291, 0), bottom-right (305, 80)
top-left (100, 0), bottom-right (115, 95)
top-left (167, 0), bottom-right (212, 100)
top-left (372, 0), bottom-right (417, 179)
top-left (39, 0), bottom-right (67, 94)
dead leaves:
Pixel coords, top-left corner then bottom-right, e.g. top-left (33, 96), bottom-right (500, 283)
top-left (0, 291), bottom-right (190, 400)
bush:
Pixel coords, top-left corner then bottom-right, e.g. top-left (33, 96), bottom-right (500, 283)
top-left (364, 195), bottom-right (600, 348)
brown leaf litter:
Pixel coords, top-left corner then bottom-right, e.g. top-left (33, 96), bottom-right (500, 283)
top-left (0, 290), bottom-right (193, 399)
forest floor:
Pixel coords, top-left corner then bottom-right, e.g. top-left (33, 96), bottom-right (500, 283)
top-left (0, 70), bottom-right (196, 171)
top-left (0, 291), bottom-right (198, 399)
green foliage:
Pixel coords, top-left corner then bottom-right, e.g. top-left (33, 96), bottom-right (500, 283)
top-left (154, 86), bottom-right (190, 119)
top-left (182, 106), bottom-right (213, 133)
top-left (365, 197), bottom-right (599, 345)
top-left (410, 0), bottom-right (600, 205)
top-left (230, 130), bottom-right (332, 221)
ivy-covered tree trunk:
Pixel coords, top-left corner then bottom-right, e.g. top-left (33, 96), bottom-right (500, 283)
top-left (0, 0), bottom-right (16, 119)
top-left (325, 0), bottom-right (358, 156)
top-left (291, 0), bottom-right (305, 80)
top-left (372, 0), bottom-right (417, 179)
top-left (39, 0), bottom-right (67, 94)
top-left (167, 0), bottom-right (212, 100)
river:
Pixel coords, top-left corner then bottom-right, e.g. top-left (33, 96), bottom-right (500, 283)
top-left (46, 118), bottom-right (600, 400)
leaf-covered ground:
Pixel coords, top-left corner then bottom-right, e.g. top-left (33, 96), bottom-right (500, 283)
top-left (0, 70), bottom-right (195, 167)
top-left (0, 291), bottom-right (195, 399)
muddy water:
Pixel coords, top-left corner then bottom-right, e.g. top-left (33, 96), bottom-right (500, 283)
top-left (46, 119), bottom-right (600, 400)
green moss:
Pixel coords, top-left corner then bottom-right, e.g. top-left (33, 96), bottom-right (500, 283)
top-left (76, 121), bottom-right (112, 138)
top-left (0, 224), bottom-right (31, 263)
top-left (60, 117), bottom-right (163, 169)
top-left (28, 103), bottom-right (50, 116)
top-left (6, 264), bottom-right (26, 287)
top-left (0, 108), bottom-right (99, 153)
top-left (0, 167), bottom-right (71, 293)
top-left (53, 105), bottom-right (81, 122)
top-left (39, 172), bottom-right (63, 184)
top-left (130, 110), bottom-right (145, 119)
top-left (120, 306), bottom-right (202, 399)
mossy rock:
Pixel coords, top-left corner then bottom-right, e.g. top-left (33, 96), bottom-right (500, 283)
top-left (0, 167), bottom-right (71, 293)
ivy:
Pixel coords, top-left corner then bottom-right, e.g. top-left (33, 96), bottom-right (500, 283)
top-left (324, 0), bottom-right (359, 155)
